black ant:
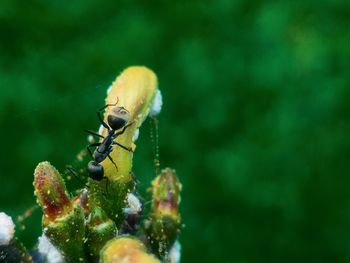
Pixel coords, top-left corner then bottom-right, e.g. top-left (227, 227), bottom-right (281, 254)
top-left (85, 100), bottom-right (134, 181)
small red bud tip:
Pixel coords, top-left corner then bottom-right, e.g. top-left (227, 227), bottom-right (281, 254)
top-left (88, 207), bottom-right (109, 227)
top-left (72, 189), bottom-right (89, 216)
top-left (34, 161), bottom-right (72, 222)
top-left (151, 168), bottom-right (181, 216)
top-left (146, 168), bottom-right (182, 256)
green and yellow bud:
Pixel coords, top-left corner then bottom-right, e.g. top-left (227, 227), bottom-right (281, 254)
top-left (102, 66), bottom-right (158, 183)
top-left (146, 168), bottom-right (182, 257)
top-left (89, 66), bottom-right (159, 226)
top-left (85, 206), bottom-right (117, 260)
top-left (34, 162), bottom-right (86, 263)
top-left (100, 237), bottom-right (160, 263)
top-left (34, 161), bottom-right (71, 223)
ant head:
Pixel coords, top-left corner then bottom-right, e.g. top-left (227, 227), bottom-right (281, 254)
top-left (87, 161), bottom-right (104, 181)
top-left (107, 106), bottom-right (130, 130)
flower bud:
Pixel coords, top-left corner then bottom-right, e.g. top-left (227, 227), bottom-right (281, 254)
top-left (101, 66), bottom-right (159, 183)
top-left (89, 66), bottom-right (159, 227)
top-left (146, 168), bottom-right (182, 257)
top-left (34, 162), bottom-right (86, 262)
top-left (34, 161), bottom-right (71, 223)
top-left (100, 237), bottom-right (160, 263)
top-left (85, 206), bottom-right (117, 260)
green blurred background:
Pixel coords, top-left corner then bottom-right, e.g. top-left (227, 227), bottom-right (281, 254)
top-left (1, 0), bottom-right (350, 262)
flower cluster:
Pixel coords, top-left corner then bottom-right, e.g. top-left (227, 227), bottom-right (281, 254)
top-left (0, 67), bottom-right (182, 263)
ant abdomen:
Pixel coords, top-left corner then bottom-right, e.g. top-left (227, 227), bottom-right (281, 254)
top-left (87, 161), bottom-right (104, 181)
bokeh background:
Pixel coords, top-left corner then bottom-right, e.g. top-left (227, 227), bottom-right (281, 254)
top-left (1, 1), bottom-right (350, 262)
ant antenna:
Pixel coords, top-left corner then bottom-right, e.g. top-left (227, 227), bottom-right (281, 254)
top-left (104, 179), bottom-right (110, 196)
top-left (149, 117), bottom-right (161, 175)
top-left (99, 97), bottom-right (119, 112)
top-left (65, 165), bottom-right (86, 185)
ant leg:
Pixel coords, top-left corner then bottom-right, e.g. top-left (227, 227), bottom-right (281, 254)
top-left (111, 122), bottom-right (134, 152)
top-left (114, 121), bottom-right (134, 136)
top-left (87, 143), bottom-right (101, 158)
top-left (113, 141), bottom-right (133, 152)
top-left (107, 154), bottom-right (118, 171)
top-left (84, 129), bottom-right (105, 139)
top-left (97, 111), bottom-right (110, 130)
top-left (97, 98), bottom-right (120, 130)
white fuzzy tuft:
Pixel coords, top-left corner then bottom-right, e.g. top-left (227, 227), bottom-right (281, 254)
top-left (87, 135), bottom-right (95, 144)
top-left (123, 193), bottom-right (142, 215)
top-left (132, 128), bottom-right (140, 142)
top-left (149, 89), bottom-right (162, 117)
top-left (38, 234), bottom-right (65, 263)
top-left (0, 212), bottom-right (15, 245)
top-left (98, 124), bottom-right (104, 136)
top-left (168, 240), bottom-right (181, 263)
top-left (106, 85), bottom-right (113, 95)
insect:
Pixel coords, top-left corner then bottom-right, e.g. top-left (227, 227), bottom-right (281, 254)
top-left (85, 100), bottom-right (133, 181)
